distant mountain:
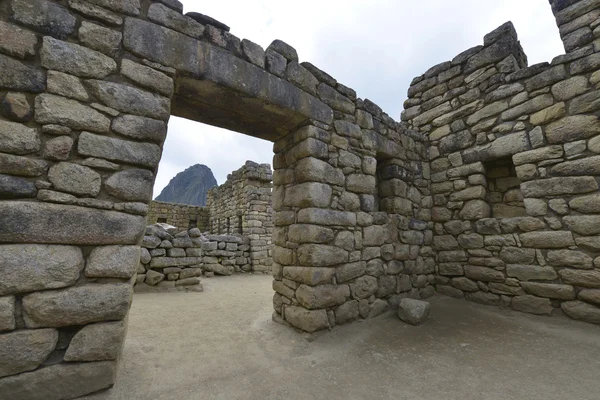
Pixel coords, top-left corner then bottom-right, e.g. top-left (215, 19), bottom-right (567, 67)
top-left (155, 164), bottom-right (217, 206)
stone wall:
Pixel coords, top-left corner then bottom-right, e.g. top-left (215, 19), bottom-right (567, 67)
top-left (147, 200), bottom-right (210, 230)
top-left (135, 224), bottom-right (250, 292)
top-left (402, 0), bottom-right (600, 322)
top-left (207, 161), bottom-right (274, 273)
top-left (2, 0), bottom-right (600, 397)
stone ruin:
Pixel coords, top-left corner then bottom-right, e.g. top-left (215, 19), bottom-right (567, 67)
top-left (1, 0), bottom-right (600, 398)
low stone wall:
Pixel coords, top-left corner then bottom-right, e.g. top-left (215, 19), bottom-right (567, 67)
top-left (135, 224), bottom-right (252, 292)
top-left (147, 200), bottom-right (210, 231)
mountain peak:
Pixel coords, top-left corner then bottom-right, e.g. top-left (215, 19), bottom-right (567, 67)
top-left (155, 164), bottom-right (218, 206)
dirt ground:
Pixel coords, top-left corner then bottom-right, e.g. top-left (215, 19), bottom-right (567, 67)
top-left (83, 274), bottom-right (600, 400)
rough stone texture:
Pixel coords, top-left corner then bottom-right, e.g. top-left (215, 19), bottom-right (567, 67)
top-left (0, 297), bottom-right (15, 332)
top-left (0, 120), bottom-right (40, 155)
top-left (284, 306), bottom-right (329, 333)
top-left (64, 321), bottom-right (125, 361)
top-left (41, 37), bottom-right (117, 78)
top-left (561, 301), bottom-right (600, 324)
top-left (86, 246), bottom-right (140, 279)
top-left (78, 21), bottom-right (123, 57)
top-left (398, 299), bottom-right (431, 325)
top-left (0, 329), bottom-right (58, 378)
top-left (0, 21), bottom-right (37, 59)
top-left (48, 162), bottom-right (101, 197)
top-left (0, 361), bottom-right (116, 400)
top-left (22, 283), bottom-right (131, 328)
top-left (0, 54), bottom-right (45, 93)
top-left (35, 94), bottom-right (110, 133)
top-left (77, 131), bottom-right (161, 168)
top-left (11, 0), bottom-right (76, 39)
top-left (121, 59), bottom-right (174, 97)
top-left (105, 169), bottom-right (154, 202)
top-left (0, 245), bottom-right (83, 295)
top-left (111, 114), bottom-right (167, 143)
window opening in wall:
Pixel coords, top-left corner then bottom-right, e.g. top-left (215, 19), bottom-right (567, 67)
top-left (157, 217), bottom-right (167, 224)
top-left (188, 219), bottom-right (197, 229)
top-left (484, 157), bottom-right (525, 218)
top-left (238, 215), bottom-right (243, 234)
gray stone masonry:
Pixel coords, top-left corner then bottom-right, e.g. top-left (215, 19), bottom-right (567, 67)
top-left (0, 0), bottom-right (599, 398)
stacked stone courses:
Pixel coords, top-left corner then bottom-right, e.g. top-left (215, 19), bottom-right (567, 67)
top-left (402, 0), bottom-right (600, 322)
top-left (206, 161), bottom-right (274, 273)
top-left (147, 200), bottom-right (210, 230)
top-left (1, 0), bottom-right (600, 398)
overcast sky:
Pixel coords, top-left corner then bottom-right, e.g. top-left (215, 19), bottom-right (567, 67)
top-left (153, 0), bottom-right (564, 197)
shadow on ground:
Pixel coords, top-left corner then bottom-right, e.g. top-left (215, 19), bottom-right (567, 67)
top-left (82, 274), bottom-right (600, 400)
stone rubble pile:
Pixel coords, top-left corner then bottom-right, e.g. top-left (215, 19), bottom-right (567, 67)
top-left (135, 223), bottom-right (250, 291)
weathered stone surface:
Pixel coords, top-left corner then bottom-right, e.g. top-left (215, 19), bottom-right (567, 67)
top-left (296, 284), bottom-right (349, 309)
top-left (0, 54), bottom-right (45, 93)
top-left (297, 244), bottom-right (347, 267)
top-left (48, 162), bottom-right (101, 197)
top-left (335, 300), bottom-right (359, 324)
top-left (336, 262), bottom-right (366, 283)
top-left (511, 295), bottom-right (553, 315)
top-left (12, 0), bottom-right (76, 39)
top-left (284, 306), bottom-right (329, 333)
top-left (0, 153), bottom-right (48, 177)
top-left (121, 59), bottom-right (174, 97)
top-left (460, 200), bottom-right (491, 220)
top-left (546, 249), bottom-right (593, 269)
top-left (282, 267), bottom-right (334, 286)
top-left (513, 146), bottom-right (563, 166)
top-left (546, 115), bottom-right (600, 143)
top-left (0, 244), bottom-right (83, 295)
top-left (0, 201), bottom-right (145, 245)
top-left (145, 269), bottom-right (165, 285)
top-left (1, 92), bottom-right (31, 122)
top-left (105, 169), bottom-right (154, 202)
top-left (551, 76), bottom-right (589, 101)
top-left (398, 298), bottom-right (430, 326)
top-left (521, 282), bottom-right (576, 300)
top-left (148, 3), bottom-right (204, 39)
top-left (0, 21), bottom-right (37, 59)
top-left (241, 39), bottom-right (265, 68)
top-left (506, 264), bottom-right (558, 281)
top-left (578, 289), bottom-right (600, 305)
top-left (78, 131), bottom-right (161, 168)
top-left (317, 83), bottom-right (354, 114)
top-left (521, 177), bottom-right (598, 198)
top-left (41, 37), bottom-right (116, 79)
top-left (499, 247), bottom-right (535, 264)
top-left (64, 321), bottom-right (125, 361)
top-left (78, 21), bottom-right (122, 57)
top-left (86, 246), bottom-right (140, 279)
top-left (185, 12), bottom-right (229, 31)
top-left (35, 94), bottom-right (110, 133)
top-left (561, 301), bottom-right (600, 324)
top-left (295, 157), bottom-right (344, 186)
top-left (111, 114), bottom-right (167, 144)
top-left (559, 269), bottom-right (600, 288)
top-left (350, 276), bottom-right (378, 299)
top-left (0, 296), bottom-right (15, 332)
top-left (465, 291), bottom-right (501, 306)
top-left (569, 194), bottom-right (600, 213)
top-left (284, 182), bottom-right (332, 208)
top-left (86, 80), bottom-right (170, 120)
top-left (0, 120), bottom-right (40, 156)
top-left (0, 329), bottom-right (58, 378)
top-left (287, 62), bottom-right (319, 95)
top-left (0, 361), bottom-right (116, 400)
top-left (564, 216), bottom-right (600, 235)
top-left (43, 135), bottom-right (73, 161)
top-left (0, 174), bottom-right (37, 199)
top-left (464, 265), bottom-right (505, 282)
top-left (23, 284), bottom-right (131, 328)
top-left (86, 0), bottom-right (140, 15)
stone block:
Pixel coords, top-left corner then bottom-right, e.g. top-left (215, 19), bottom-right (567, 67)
top-left (398, 298), bottom-right (430, 325)
top-left (521, 282), bottom-right (576, 300)
top-left (48, 162), bottom-right (101, 197)
top-left (105, 169), bottom-right (154, 202)
top-left (12, 0), bottom-right (76, 39)
top-left (350, 276), bottom-right (378, 299)
top-left (519, 231), bottom-right (575, 248)
top-left (0, 21), bottom-right (37, 59)
top-left (296, 284), bottom-right (349, 309)
top-left (112, 114), bottom-right (167, 144)
top-left (464, 265), bottom-right (505, 283)
top-left (0, 244), bottom-right (83, 296)
top-left (561, 301), bottom-right (600, 324)
top-left (121, 59), bottom-right (174, 97)
top-left (282, 267), bottom-right (335, 286)
top-left (79, 21), bottom-right (123, 57)
top-left (284, 182), bottom-right (332, 208)
top-left (506, 264), bottom-right (558, 281)
top-left (86, 245), bottom-right (140, 279)
top-left (284, 306), bottom-right (329, 333)
top-left (0, 361), bottom-right (116, 400)
top-left (78, 131), bottom-right (161, 168)
top-left (335, 300), bottom-right (359, 324)
top-left (559, 269), bottom-right (600, 288)
top-left (511, 295), bottom-right (553, 315)
top-left (0, 120), bottom-right (40, 156)
top-left (22, 284), bottom-right (131, 328)
top-left (64, 321), bottom-right (125, 362)
top-left (297, 244), bottom-right (348, 267)
top-left (0, 329), bottom-right (58, 378)
top-left (546, 115), bottom-right (600, 143)
top-left (336, 262), bottom-right (366, 283)
top-left (35, 94), bottom-right (110, 133)
top-left (0, 297), bottom-right (15, 332)
top-left (41, 37), bottom-right (116, 79)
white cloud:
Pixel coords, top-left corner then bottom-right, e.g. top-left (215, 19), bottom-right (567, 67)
top-left (154, 0), bottom-right (565, 197)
